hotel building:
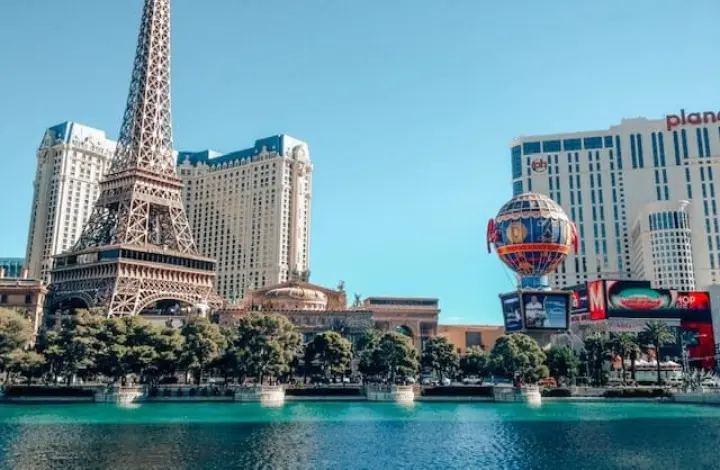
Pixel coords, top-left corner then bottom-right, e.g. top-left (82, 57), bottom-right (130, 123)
top-left (0, 258), bottom-right (25, 279)
top-left (177, 135), bottom-right (312, 300)
top-left (24, 122), bottom-right (116, 283)
top-left (511, 110), bottom-right (720, 291)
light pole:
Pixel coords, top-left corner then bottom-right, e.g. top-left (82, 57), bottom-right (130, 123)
top-left (681, 333), bottom-right (690, 388)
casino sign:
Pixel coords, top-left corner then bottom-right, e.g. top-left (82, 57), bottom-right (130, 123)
top-left (531, 158), bottom-right (548, 173)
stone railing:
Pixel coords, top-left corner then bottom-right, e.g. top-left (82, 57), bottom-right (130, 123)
top-left (97, 385), bottom-right (145, 404)
top-left (493, 385), bottom-right (542, 404)
top-left (365, 384), bottom-right (415, 402)
top-left (234, 385), bottom-right (285, 405)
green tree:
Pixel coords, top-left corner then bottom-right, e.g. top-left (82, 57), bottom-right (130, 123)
top-left (7, 351), bottom-right (46, 385)
top-left (95, 316), bottom-right (130, 382)
top-left (0, 308), bottom-right (34, 375)
top-left (34, 329), bottom-right (64, 382)
top-left (459, 346), bottom-right (489, 380)
top-left (420, 336), bottom-right (459, 380)
top-left (358, 332), bottom-right (419, 383)
top-left (489, 333), bottom-right (548, 383)
top-left (644, 320), bottom-right (676, 385)
top-left (148, 326), bottom-right (185, 382)
top-left (354, 329), bottom-right (382, 357)
top-left (122, 316), bottom-right (160, 380)
top-left (212, 327), bottom-right (243, 383)
top-left (610, 333), bottom-right (639, 384)
top-left (545, 346), bottom-right (580, 382)
top-left (180, 319), bottom-right (226, 384)
top-left (233, 314), bottom-right (301, 384)
top-left (304, 331), bottom-right (353, 379)
top-left (94, 316), bottom-right (165, 384)
top-left (583, 333), bottom-right (611, 385)
top-left (55, 309), bottom-right (105, 384)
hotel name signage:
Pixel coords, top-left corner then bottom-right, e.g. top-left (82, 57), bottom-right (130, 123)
top-left (666, 109), bottom-right (720, 131)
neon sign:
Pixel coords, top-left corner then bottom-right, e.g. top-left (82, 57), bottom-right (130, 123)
top-left (666, 109), bottom-right (720, 131)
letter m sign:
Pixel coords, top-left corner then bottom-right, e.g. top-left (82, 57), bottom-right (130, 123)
top-left (588, 280), bottom-right (606, 321)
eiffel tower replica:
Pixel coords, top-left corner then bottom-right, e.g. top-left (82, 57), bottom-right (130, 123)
top-left (47, 0), bottom-right (221, 317)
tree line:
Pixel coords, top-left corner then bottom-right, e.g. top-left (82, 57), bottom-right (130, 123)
top-left (0, 308), bottom-right (421, 386)
top-left (0, 308), bottom-right (680, 387)
top-left (419, 320), bottom-right (683, 387)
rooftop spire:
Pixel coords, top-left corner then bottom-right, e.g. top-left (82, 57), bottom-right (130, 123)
top-left (110, 0), bottom-right (175, 176)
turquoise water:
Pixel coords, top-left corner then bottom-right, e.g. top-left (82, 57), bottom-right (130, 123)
top-left (0, 402), bottom-right (717, 469)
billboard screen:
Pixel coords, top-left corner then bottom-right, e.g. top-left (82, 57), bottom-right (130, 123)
top-left (570, 288), bottom-right (588, 314)
top-left (521, 292), bottom-right (570, 330)
top-left (500, 292), bottom-right (523, 332)
top-left (682, 321), bottom-right (715, 370)
top-left (605, 281), bottom-right (711, 320)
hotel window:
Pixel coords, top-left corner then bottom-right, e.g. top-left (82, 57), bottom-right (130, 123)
top-left (465, 332), bottom-right (482, 349)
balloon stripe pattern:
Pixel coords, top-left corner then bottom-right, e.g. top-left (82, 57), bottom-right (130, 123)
top-left (487, 193), bottom-right (577, 277)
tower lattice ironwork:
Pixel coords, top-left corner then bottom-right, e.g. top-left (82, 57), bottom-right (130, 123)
top-left (47, 0), bottom-right (221, 317)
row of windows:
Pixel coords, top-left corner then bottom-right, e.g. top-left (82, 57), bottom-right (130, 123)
top-left (514, 126), bottom-right (720, 178)
top-left (648, 211), bottom-right (689, 231)
top-left (520, 136), bottom-right (613, 155)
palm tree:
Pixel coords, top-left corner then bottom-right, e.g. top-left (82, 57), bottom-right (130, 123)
top-left (610, 333), bottom-right (639, 384)
top-left (583, 333), bottom-right (611, 385)
top-left (643, 321), bottom-right (676, 385)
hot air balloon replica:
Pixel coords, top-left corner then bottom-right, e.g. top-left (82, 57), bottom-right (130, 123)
top-left (488, 192), bottom-right (578, 334)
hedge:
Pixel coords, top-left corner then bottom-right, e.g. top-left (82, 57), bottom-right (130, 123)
top-left (603, 388), bottom-right (672, 398)
top-left (4, 386), bottom-right (96, 398)
top-left (285, 387), bottom-right (362, 397)
top-left (421, 386), bottom-right (494, 397)
top-left (542, 388), bottom-right (572, 398)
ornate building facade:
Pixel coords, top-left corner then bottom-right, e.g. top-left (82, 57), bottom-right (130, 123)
top-left (219, 274), bottom-right (373, 346)
top-left (362, 297), bottom-right (440, 350)
top-left (0, 269), bottom-right (47, 339)
top-left (219, 275), bottom-right (440, 350)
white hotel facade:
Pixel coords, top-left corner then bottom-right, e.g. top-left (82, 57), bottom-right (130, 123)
top-left (25, 123), bottom-right (312, 300)
top-left (511, 111), bottom-right (720, 291)
top-left (177, 135), bottom-right (312, 300)
top-left (25, 122), bottom-right (116, 283)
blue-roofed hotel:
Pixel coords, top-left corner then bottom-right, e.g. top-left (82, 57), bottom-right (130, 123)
top-left (177, 135), bottom-right (312, 300)
top-left (25, 121), bottom-right (312, 298)
top-left (25, 122), bottom-right (116, 283)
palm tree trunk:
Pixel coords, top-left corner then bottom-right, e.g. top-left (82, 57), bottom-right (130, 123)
top-left (656, 347), bottom-right (662, 386)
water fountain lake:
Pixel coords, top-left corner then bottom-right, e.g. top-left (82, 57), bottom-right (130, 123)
top-left (0, 401), bottom-right (717, 469)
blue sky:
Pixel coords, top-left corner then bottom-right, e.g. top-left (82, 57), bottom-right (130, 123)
top-left (1, 0), bottom-right (719, 325)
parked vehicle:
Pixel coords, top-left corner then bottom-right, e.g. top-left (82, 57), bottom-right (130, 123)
top-left (538, 377), bottom-right (558, 388)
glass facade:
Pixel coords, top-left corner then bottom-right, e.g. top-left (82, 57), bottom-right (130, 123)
top-left (0, 258), bottom-right (24, 278)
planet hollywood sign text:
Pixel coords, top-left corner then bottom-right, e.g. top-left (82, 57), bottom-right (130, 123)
top-left (666, 109), bottom-right (720, 131)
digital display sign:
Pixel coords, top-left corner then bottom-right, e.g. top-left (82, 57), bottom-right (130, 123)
top-left (570, 289), bottom-right (588, 313)
top-left (605, 281), bottom-right (711, 321)
top-left (500, 292), bottom-right (523, 332)
top-left (521, 291), bottom-right (570, 330)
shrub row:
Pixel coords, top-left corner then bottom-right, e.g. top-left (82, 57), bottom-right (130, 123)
top-left (603, 388), bottom-right (672, 398)
top-left (421, 386), bottom-right (494, 397)
top-left (147, 387), bottom-right (233, 398)
top-left (541, 388), bottom-right (572, 398)
top-left (4, 386), bottom-right (96, 398)
top-left (285, 387), bottom-right (362, 397)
